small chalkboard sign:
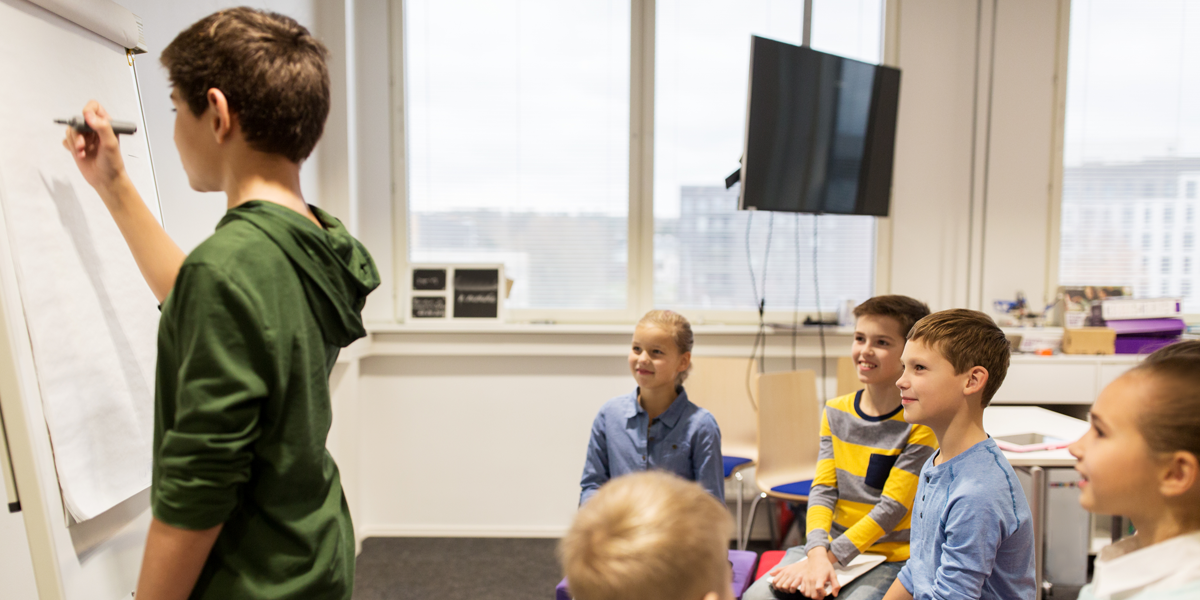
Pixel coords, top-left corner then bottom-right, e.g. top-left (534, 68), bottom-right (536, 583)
top-left (453, 269), bottom-right (499, 318)
top-left (413, 269), bottom-right (446, 291)
top-left (411, 296), bottom-right (447, 319)
top-left (407, 264), bottom-right (505, 322)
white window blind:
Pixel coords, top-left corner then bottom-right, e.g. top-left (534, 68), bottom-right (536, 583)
top-left (1059, 0), bottom-right (1200, 312)
top-left (653, 0), bottom-right (880, 313)
top-left (404, 0), bottom-right (630, 310)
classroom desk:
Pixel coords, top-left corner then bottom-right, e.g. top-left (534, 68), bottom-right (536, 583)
top-left (984, 407), bottom-right (1091, 600)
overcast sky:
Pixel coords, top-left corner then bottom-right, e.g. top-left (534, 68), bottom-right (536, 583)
top-left (405, 0), bottom-right (1199, 216)
top-left (404, 0), bottom-right (880, 218)
top-left (1064, 0), bottom-right (1200, 166)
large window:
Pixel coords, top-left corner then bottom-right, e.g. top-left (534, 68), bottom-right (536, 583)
top-left (653, 0), bottom-right (881, 314)
top-left (403, 0), bottom-right (883, 319)
top-left (1059, 0), bottom-right (1200, 311)
top-left (404, 0), bottom-right (630, 310)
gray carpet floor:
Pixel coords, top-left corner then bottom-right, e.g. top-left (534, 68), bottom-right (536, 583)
top-left (352, 537), bottom-right (1083, 600)
top-left (353, 537), bottom-right (564, 600)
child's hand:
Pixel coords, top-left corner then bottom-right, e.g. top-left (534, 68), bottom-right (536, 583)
top-left (62, 100), bottom-right (130, 201)
top-left (768, 559), bottom-right (812, 594)
top-left (799, 547), bottom-right (841, 599)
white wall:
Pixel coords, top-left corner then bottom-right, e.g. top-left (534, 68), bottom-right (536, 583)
top-left (888, 0), bottom-right (980, 310)
top-left (348, 0), bottom-right (398, 324)
top-left (979, 0), bottom-right (1063, 310)
top-left (328, 346), bottom-right (365, 553)
top-left (358, 353), bottom-right (628, 537)
top-left (889, 0), bottom-right (1066, 311)
top-left (343, 328), bottom-right (846, 539)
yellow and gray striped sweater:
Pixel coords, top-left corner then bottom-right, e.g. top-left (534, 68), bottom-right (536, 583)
top-left (804, 390), bottom-right (938, 563)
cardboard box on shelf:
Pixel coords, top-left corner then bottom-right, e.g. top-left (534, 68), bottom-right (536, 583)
top-left (1054, 286), bottom-right (1132, 327)
top-left (1062, 327), bottom-right (1116, 355)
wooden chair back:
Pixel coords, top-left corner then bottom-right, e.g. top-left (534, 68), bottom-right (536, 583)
top-left (754, 370), bottom-right (821, 494)
top-left (686, 356), bottom-right (759, 462)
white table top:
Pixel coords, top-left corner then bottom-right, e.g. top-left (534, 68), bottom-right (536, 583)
top-left (983, 406), bottom-right (1090, 467)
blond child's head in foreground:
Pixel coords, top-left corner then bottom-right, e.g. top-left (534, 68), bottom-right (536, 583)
top-left (560, 472), bottom-right (733, 600)
top-left (1069, 341), bottom-right (1200, 541)
top-left (897, 309), bottom-right (1010, 429)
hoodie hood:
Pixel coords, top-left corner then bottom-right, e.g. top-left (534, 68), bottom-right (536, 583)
top-left (220, 201), bottom-right (380, 347)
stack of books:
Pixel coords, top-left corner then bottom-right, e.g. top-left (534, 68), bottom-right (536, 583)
top-left (1100, 298), bottom-right (1185, 354)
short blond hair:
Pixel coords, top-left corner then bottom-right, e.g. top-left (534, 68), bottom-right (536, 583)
top-left (559, 472), bottom-right (731, 600)
top-left (637, 310), bottom-right (695, 385)
top-left (907, 309), bottom-right (1010, 407)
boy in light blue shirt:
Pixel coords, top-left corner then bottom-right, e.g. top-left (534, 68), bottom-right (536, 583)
top-left (884, 310), bottom-right (1035, 600)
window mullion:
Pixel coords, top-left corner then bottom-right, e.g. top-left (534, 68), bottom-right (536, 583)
top-left (628, 0), bottom-right (656, 319)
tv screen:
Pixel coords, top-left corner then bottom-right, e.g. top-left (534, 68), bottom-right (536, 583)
top-left (738, 36), bottom-right (901, 217)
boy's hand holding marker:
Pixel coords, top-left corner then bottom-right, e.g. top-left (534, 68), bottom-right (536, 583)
top-left (61, 101), bottom-right (133, 201)
top-left (60, 100), bottom-right (184, 302)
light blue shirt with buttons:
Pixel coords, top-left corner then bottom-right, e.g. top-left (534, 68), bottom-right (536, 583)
top-left (897, 437), bottom-right (1036, 600)
top-left (579, 388), bottom-right (724, 506)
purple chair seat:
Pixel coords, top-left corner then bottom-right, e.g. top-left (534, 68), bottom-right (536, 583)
top-left (729, 549), bottom-right (759, 598)
top-left (556, 550), bottom-right (760, 599)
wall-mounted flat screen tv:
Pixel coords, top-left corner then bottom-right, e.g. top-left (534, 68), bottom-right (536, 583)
top-left (738, 35), bottom-right (901, 217)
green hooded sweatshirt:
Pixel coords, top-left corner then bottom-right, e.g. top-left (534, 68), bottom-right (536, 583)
top-left (152, 200), bottom-right (379, 600)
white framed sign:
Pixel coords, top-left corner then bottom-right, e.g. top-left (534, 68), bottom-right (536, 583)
top-left (407, 264), bottom-right (506, 322)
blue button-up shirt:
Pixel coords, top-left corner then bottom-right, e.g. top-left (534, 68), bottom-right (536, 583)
top-left (898, 437), bottom-right (1036, 600)
top-left (579, 388), bottom-right (724, 506)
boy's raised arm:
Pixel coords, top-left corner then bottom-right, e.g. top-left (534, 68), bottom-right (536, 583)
top-left (63, 101), bottom-right (185, 303)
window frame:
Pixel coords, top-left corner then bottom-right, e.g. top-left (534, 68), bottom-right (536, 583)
top-left (390, 0), bottom-right (895, 325)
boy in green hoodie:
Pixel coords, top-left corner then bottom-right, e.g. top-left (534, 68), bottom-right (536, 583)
top-left (63, 8), bottom-right (378, 600)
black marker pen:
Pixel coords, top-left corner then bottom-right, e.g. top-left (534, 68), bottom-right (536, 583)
top-left (55, 117), bottom-right (138, 136)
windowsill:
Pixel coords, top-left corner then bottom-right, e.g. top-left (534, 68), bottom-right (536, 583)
top-left (365, 321), bottom-right (856, 336)
top-left (1008, 353), bottom-right (1143, 364)
top-left (338, 323), bottom-right (1166, 367)
top-left (332, 321), bottom-right (856, 361)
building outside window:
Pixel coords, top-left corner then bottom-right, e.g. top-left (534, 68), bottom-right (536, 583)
top-left (403, 0), bottom-right (883, 318)
top-left (404, 0), bottom-right (631, 312)
top-left (1058, 0), bottom-right (1200, 311)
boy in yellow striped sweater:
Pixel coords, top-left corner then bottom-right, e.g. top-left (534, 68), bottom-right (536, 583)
top-left (744, 296), bottom-right (937, 600)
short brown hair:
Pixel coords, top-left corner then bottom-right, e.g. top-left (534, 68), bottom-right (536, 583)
top-left (637, 310), bottom-right (694, 385)
top-left (853, 295), bottom-right (932, 337)
top-left (1127, 341), bottom-right (1200, 460)
top-left (161, 8), bottom-right (330, 162)
top-left (908, 309), bottom-right (1010, 407)
top-left (559, 472), bottom-right (731, 600)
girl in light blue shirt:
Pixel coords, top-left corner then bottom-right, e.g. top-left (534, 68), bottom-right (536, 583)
top-left (578, 310), bottom-right (724, 505)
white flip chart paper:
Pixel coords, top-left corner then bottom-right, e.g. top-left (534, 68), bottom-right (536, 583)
top-left (0, 0), bottom-right (161, 522)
